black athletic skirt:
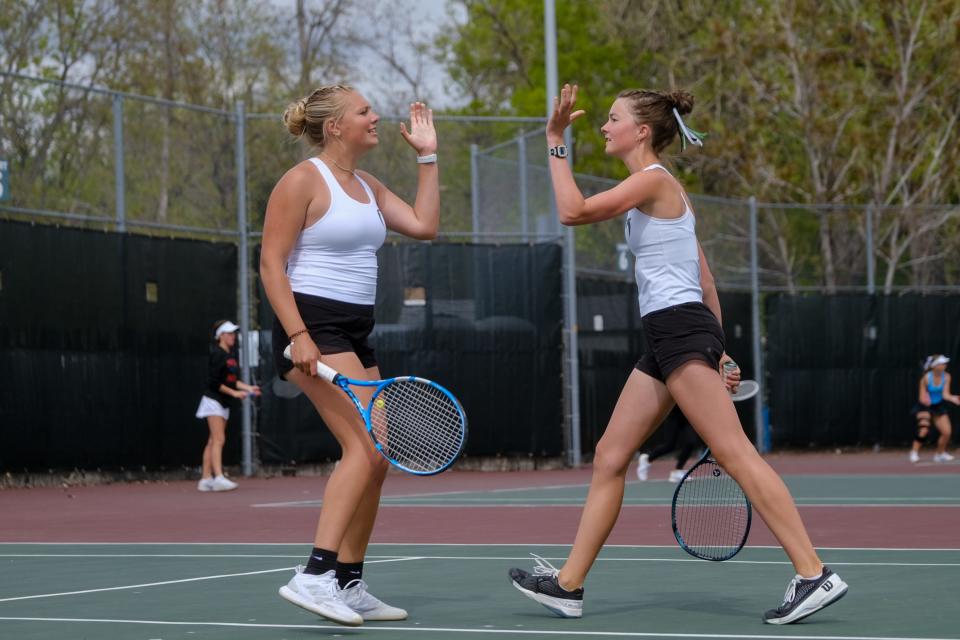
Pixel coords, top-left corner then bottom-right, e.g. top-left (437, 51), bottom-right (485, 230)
top-left (272, 292), bottom-right (377, 378)
top-left (634, 301), bottom-right (725, 382)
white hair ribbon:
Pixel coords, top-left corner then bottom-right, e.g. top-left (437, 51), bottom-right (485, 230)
top-left (672, 107), bottom-right (706, 151)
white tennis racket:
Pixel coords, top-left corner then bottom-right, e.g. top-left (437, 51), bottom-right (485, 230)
top-left (730, 379), bottom-right (759, 402)
top-left (723, 360), bottom-right (759, 402)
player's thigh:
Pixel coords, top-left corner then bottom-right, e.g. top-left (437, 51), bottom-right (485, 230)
top-left (594, 369), bottom-right (674, 472)
top-left (287, 351), bottom-right (376, 450)
top-left (933, 413), bottom-right (951, 435)
top-left (666, 360), bottom-right (755, 466)
top-left (206, 415), bottom-right (227, 438)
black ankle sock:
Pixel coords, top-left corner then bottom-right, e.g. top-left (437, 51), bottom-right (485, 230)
top-left (336, 561), bottom-right (364, 588)
top-left (304, 547), bottom-right (338, 575)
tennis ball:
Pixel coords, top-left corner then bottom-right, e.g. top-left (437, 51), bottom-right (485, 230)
top-left (375, 398), bottom-right (385, 408)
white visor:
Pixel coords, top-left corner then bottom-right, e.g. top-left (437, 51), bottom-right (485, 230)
top-left (215, 321), bottom-right (240, 337)
top-left (931, 355), bottom-right (950, 367)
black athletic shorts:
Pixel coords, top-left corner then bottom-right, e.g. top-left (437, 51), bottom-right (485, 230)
top-left (272, 292), bottom-right (377, 378)
top-left (634, 301), bottom-right (725, 382)
top-left (912, 402), bottom-right (949, 417)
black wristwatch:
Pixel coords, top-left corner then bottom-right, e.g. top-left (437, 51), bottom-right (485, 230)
top-left (548, 144), bottom-right (568, 159)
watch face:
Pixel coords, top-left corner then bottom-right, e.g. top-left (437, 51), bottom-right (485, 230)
top-left (551, 145), bottom-right (568, 158)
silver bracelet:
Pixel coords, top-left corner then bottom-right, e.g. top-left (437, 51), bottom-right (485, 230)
top-left (416, 153), bottom-right (438, 164)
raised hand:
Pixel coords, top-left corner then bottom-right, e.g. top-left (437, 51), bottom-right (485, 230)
top-left (547, 83), bottom-right (586, 144)
top-left (399, 101), bottom-right (437, 155)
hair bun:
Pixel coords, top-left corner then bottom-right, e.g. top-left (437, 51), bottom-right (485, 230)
top-left (667, 90), bottom-right (694, 116)
top-left (282, 98), bottom-right (308, 137)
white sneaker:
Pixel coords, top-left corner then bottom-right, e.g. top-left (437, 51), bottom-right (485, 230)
top-left (669, 469), bottom-right (686, 483)
top-left (909, 450), bottom-right (920, 463)
top-left (636, 453), bottom-right (650, 481)
top-left (210, 475), bottom-right (238, 491)
top-left (934, 452), bottom-right (955, 462)
top-left (339, 579), bottom-right (408, 621)
top-left (197, 477), bottom-right (215, 492)
top-left (279, 568), bottom-right (363, 626)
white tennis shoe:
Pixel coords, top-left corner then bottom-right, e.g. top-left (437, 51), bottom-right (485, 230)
top-left (210, 475), bottom-right (238, 491)
top-left (668, 469), bottom-right (686, 483)
top-left (339, 579), bottom-right (408, 620)
top-left (934, 451), bottom-right (955, 462)
top-left (197, 477), bottom-right (215, 492)
top-left (908, 450), bottom-right (920, 463)
top-left (279, 568), bottom-right (363, 626)
top-left (636, 453), bottom-right (650, 481)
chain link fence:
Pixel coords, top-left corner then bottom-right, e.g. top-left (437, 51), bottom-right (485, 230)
top-left (473, 130), bottom-right (960, 293)
top-left (5, 72), bottom-right (960, 467)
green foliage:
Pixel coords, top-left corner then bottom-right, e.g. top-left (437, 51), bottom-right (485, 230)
top-left (2, 0), bottom-right (959, 290)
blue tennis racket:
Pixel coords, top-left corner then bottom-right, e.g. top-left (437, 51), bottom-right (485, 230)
top-left (283, 345), bottom-right (467, 475)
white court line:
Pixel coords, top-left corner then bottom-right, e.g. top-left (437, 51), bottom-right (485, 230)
top-left (379, 502), bottom-right (959, 508)
top-left (2, 542), bottom-right (960, 551)
top-left (250, 480), bottom-right (599, 507)
top-left (0, 554), bottom-right (315, 558)
top-left (375, 497), bottom-right (960, 502)
top-left (253, 501), bottom-right (960, 508)
top-left (253, 472), bottom-right (960, 508)
top-left (0, 557), bottom-right (422, 603)
top-left (0, 617), bottom-right (955, 640)
top-left (0, 554), bottom-right (955, 567)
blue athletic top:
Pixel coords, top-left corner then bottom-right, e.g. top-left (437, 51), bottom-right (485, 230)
top-left (926, 372), bottom-right (945, 404)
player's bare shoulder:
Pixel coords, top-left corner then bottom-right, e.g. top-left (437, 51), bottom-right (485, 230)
top-left (271, 159), bottom-right (329, 205)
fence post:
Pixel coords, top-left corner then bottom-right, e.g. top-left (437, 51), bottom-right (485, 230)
top-left (562, 127), bottom-right (581, 467)
top-left (235, 100), bottom-right (254, 477)
top-left (470, 143), bottom-right (480, 243)
top-left (517, 130), bottom-right (529, 242)
top-left (866, 206), bottom-right (875, 294)
top-left (112, 94), bottom-right (126, 232)
top-left (749, 196), bottom-right (766, 453)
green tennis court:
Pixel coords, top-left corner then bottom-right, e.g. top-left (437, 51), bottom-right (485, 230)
top-left (2, 463), bottom-right (958, 639)
top-left (1, 543), bottom-right (957, 639)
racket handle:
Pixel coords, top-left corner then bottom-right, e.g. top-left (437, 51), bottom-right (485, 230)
top-left (282, 344), bottom-right (339, 383)
top-left (314, 361), bottom-right (338, 383)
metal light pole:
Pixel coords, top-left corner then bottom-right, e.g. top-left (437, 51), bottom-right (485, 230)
top-left (545, 0), bottom-right (581, 467)
top-left (235, 101), bottom-right (254, 476)
top-left (749, 197), bottom-right (766, 453)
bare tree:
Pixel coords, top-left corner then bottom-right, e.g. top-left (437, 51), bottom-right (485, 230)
top-left (861, 1), bottom-right (960, 291)
top-left (295, 0), bottom-right (352, 93)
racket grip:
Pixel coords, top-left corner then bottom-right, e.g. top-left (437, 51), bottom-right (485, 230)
top-left (314, 361), bottom-right (338, 382)
top-left (282, 344), bottom-right (339, 383)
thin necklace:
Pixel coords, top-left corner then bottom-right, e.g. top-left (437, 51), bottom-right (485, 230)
top-left (321, 153), bottom-right (355, 175)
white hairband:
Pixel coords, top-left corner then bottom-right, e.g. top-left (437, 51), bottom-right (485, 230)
top-left (672, 107), bottom-right (705, 151)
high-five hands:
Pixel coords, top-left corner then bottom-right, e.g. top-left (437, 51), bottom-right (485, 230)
top-left (400, 102), bottom-right (437, 156)
top-left (547, 83), bottom-right (586, 145)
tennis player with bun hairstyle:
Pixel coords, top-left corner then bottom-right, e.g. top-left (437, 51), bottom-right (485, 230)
top-left (508, 84), bottom-right (849, 624)
top-left (260, 85), bottom-right (439, 626)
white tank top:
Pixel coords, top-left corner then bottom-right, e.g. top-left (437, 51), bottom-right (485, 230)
top-left (624, 163), bottom-right (702, 317)
top-left (285, 158), bottom-right (386, 305)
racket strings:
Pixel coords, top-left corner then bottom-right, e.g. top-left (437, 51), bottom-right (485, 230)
top-left (673, 460), bottom-right (750, 560)
top-left (369, 379), bottom-right (465, 473)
